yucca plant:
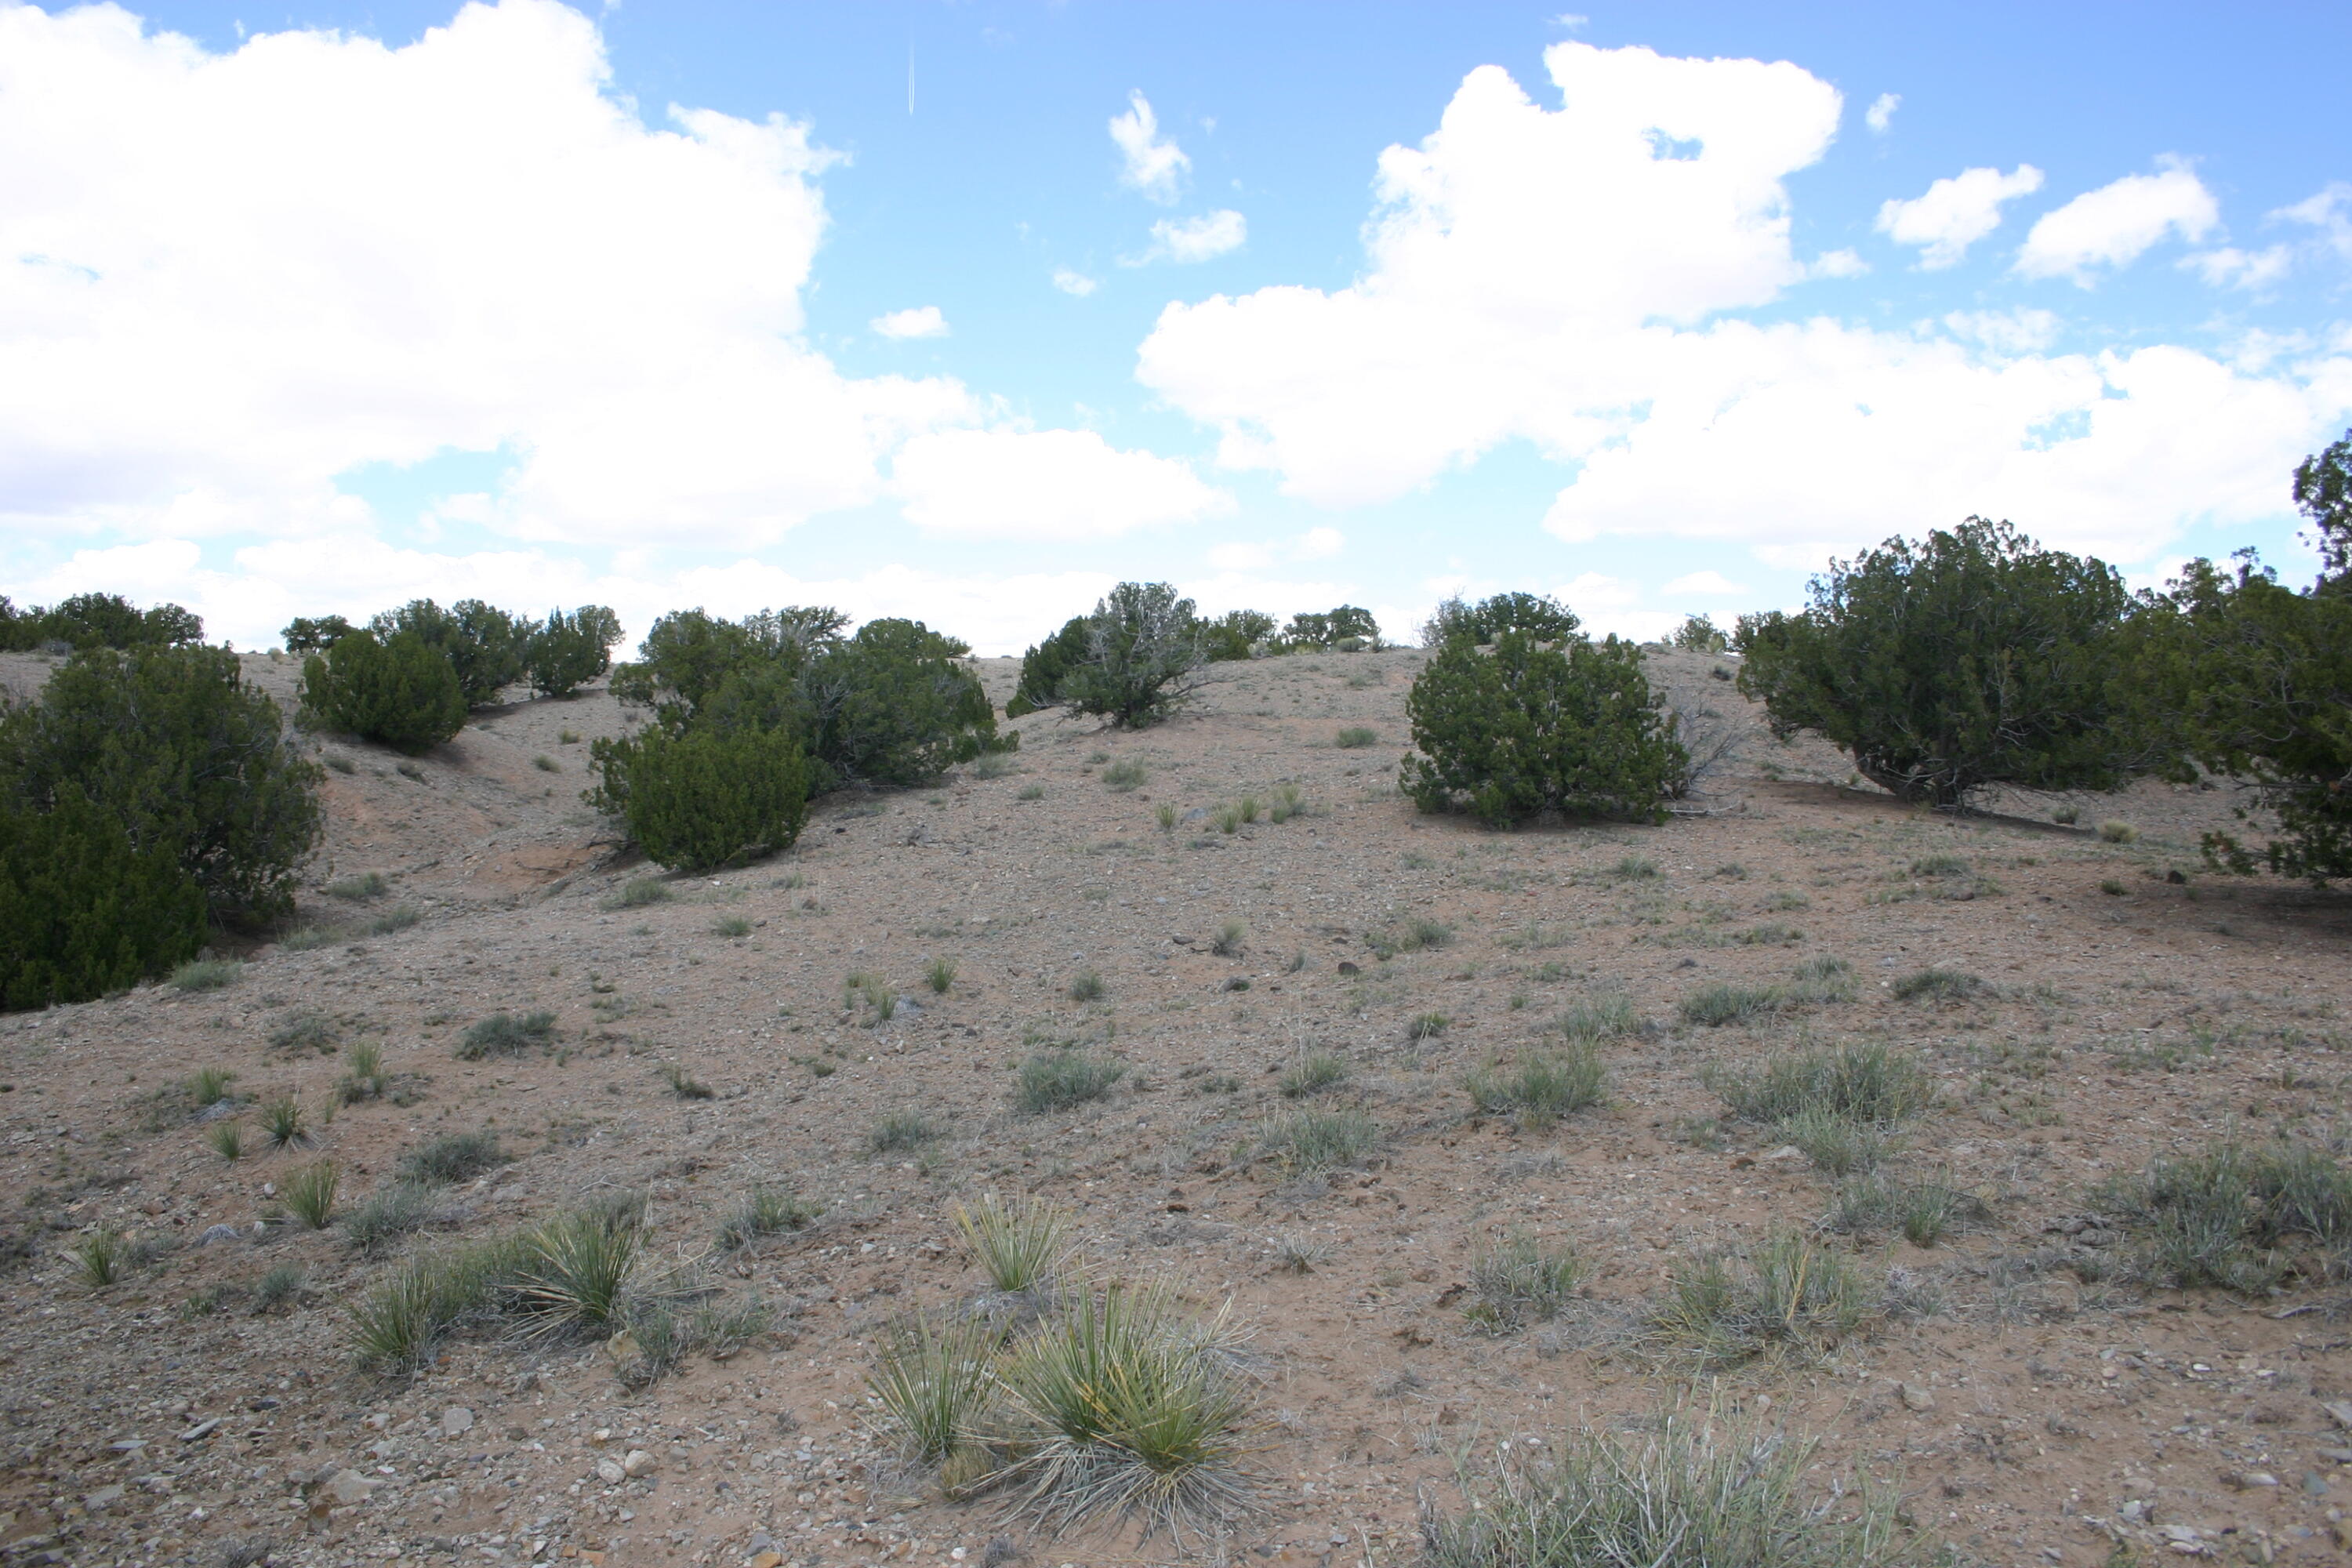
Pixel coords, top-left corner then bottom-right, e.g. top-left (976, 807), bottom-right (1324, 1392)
top-left (188, 1066), bottom-right (238, 1108)
top-left (258, 1094), bottom-right (310, 1151)
top-left (868, 1311), bottom-right (1004, 1468)
top-left (72, 1227), bottom-right (130, 1290)
top-left (953, 1194), bottom-right (1074, 1296)
top-left (205, 1120), bottom-right (246, 1162)
top-left (280, 1161), bottom-right (339, 1229)
top-left (515, 1208), bottom-right (642, 1335)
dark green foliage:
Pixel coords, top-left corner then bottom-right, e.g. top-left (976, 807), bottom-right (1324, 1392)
top-left (2292, 426), bottom-right (2352, 579)
top-left (368, 598), bottom-right (525, 708)
top-left (1055, 583), bottom-right (1206, 728)
top-left (1670, 614), bottom-right (1730, 653)
top-left (280, 615), bottom-right (355, 654)
top-left (1404, 630), bottom-right (1686, 825)
top-left (525, 606), bottom-right (623, 699)
top-left (1420, 591), bottom-right (1581, 648)
top-left (1201, 608), bottom-right (1278, 662)
top-left (1737, 518), bottom-right (2154, 808)
top-left (0, 793), bottom-right (205, 1010)
top-left (1007, 614), bottom-right (1096, 717)
top-left (608, 724), bottom-right (810, 871)
top-left (1280, 604), bottom-right (1381, 651)
top-left (2141, 552), bottom-right (2352, 884)
top-left (608, 605), bottom-right (845, 728)
top-left (0, 592), bottom-right (203, 652)
top-left (805, 618), bottom-right (999, 785)
top-left (2, 644), bottom-right (322, 920)
top-left (299, 631), bottom-right (466, 754)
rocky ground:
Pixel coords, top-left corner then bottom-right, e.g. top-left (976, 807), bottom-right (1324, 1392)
top-left (0, 644), bottom-right (2348, 1568)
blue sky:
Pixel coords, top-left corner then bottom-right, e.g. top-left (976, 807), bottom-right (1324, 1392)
top-left (3, 0), bottom-right (2347, 652)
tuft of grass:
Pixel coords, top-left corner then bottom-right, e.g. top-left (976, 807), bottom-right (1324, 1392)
top-left (1406, 1011), bottom-right (1451, 1040)
top-left (326, 871), bottom-right (388, 901)
top-left (279, 1161), bottom-right (339, 1229)
top-left (1155, 802), bottom-right (1178, 831)
top-left (1890, 966), bottom-right (1987, 1002)
top-left (325, 753), bottom-right (357, 775)
top-left (1068, 968), bottom-right (1105, 1003)
top-left (2100, 877), bottom-right (2129, 896)
top-left (1334, 726), bottom-right (1377, 749)
top-left (348, 1232), bottom-right (534, 1371)
top-left (1266, 782), bottom-right (1306, 822)
top-left (659, 1062), bottom-right (715, 1100)
top-left (604, 877), bottom-right (673, 910)
top-left (342, 1182), bottom-right (438, 1254)
top-left (533, 753), bottom-right (560, 773)
top-left (2098, 819), bottom-right (2140, 844)
top-left (2052, 804), bottom-right (2080, 825)
top-left (969, 750), bottom-right (1020, 780)
top-left (2102, 1139), bottom-right (2352, 1291)
top-left (1368, 916), bottom-right (1454, 960)
top-left (869, 1310), bottom-right (1004, 1468)
top-left (924, 956), bottom-right (958, 994)
top-left (397, 1129), bottom-right (506, 1185)
top-left (188, 1066), bottom-right (238, 1108)
top-left (1271, 1233), bottom-right (1330, 1275)
top-left (1258, 1107), bottom-right (1379, 1174)
top-left (954, 1194), bottom-right (1074, 1295)
top-left (1016, 782), bottom-right (1046, 802)
top-left (268, 1010), bottom-right (338, 1055)
top-left (1824, 1172), bottom-right (1984, 1248)
top-left (1907, 854), bottom-right (1969, 878)
top-left (1679, 957), bottom-right (1853, 1025)
top-left (368, 905), bottom-right (422, 936)
top-left (1646, 1232), bottom-right (1873, 1368)
top-left (1015, 1049), bottom-right (1127, 1113)
top-left (1464, 1041), bottom-right (1606, 1128)
top-left (1237, 794), bottom-right (1261, 825)
top-left (868, 1111), bottom-right (940, 1154)
top-left (456, 1009), bottom-right (556, 1059)
top-left (1557, 992), bottom-right (1638, 1043)
top-left (278, 924), bottom-right (347, 952)
top-left (990, 1282), bottom-right (1259, 1543)
top-left (253, 1264), bottom-right (305, 1312)
top-left (1277, 1051), bottom-right (1349, 1098)
top-left (205, 1120), bottom-right (245, 1161)
top-left (1468, 1233), bottom-right (1584, 1330)
top-left (1608, 854), bottom-right (1659, 880)
top-left (71, 1227), bottom-right (130, 1290)
top-left (336, 1040), bottom-right (390, 1105)
top-left (719, 1188), bottom-right (822, 1250)
top-left (712, 913), bottom-right (753, 938)
top-left (1774, 1105), bottom-right (1887, 1175)
top-left (170, 957), bottom-right (241, 993)
top-left (1210, 919), bottom-right (1246, 957)
top-left (258, 1094), bottom-right (310, 1150)
top-left (1706, 1040), bottom-right (1931, 1126)
top-left (1420, 1412), bottom-right (1917, 1568)
top-left (1102, 757), bottom-right (1149, 791)
top-left (515, 1207), bottom-right (642, 1336)
top-left (845, 971), bottom-right (897, 1024)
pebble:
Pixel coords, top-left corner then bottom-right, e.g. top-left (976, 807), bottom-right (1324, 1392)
top-left (442, 1406), bottom-right (474, 1438)
top-left (1899, 1383), bottom-right (1935, 1414)
top-left (324, 1468), bottom-right (378, 1505)
top-left (622, 1448), bottom-right (656, 1478)
top-left (196, 1224), bottom-right (241, 1246)
top-left (595, 1457), bottom-right (624, 1485)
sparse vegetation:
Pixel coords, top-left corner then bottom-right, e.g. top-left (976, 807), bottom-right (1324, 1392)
top-left (719, 1188), bottom-right (822, 1250)
top-left (845, 971), bottom-right (897, 1024)
top-left (1646, 1232), bottom-right (1873, 1367)
top-left (169, 957), bottom-right (241, 993)
top-left (659, 1062), bottom-right (715, 1100)
top-left (279, 1161), bottom-right (339, 1229)
top-left (2103, 1139), bottom-right (2352, 1290)
top-left (71, 1227), bottom-right (130, 1290)
top-left (711, 913), bottom-right (752, 938)
top-left (1101, 757), bottom-right (1148, 791)
top-left (1465, 1042), bottom-right (1606, 1128)
top-left (1258, 1107), bottom-right (1379, 1174)
top-left (1015, 1048), bottom-right (1127, 1113)
top-left (604, 876), bottom-right (673, 909)
top-left (343, 1182), bottom-right (439, 1255)
top-left (326, 871), bottom-right (387, 900)
top-left (2099, 818), bottom-right (2140, 844)
top-left (868, 1110), bottom-right (940, 1154)
top-left (268, 1010), bottom-right (338, 1055)
top-left (1679, 956), bottom-right (1854, 1025)
top-left (205, 1120), bottom-right (245, 1161)
top-left (1210, 919), bottom-right (1246, 957)
top-left (456, 1009), bottom-right (556, 1059)
top-left (397, 1129), bottom-right (506, 1186)
top-left (1277, 1051), bottom-right (1349, 1098)
top-left (953, 1194), bottom-right (1073, 1295)
top-left (1891, 966), bottom-right (1986, 1002)
top-left (1068, 967), bottom-right (1105, 1002)
top-left (258, 1094), bottom-right (310, 1150)
top-left (924, 956), bottom-right (957, 994)
top-left (1826, 1171), bottom-right (1984, 1247)
top-left (869, 1310), bottom-right (1004, 1468)
top-left (1468, 1233), bottom-right (1584, 1330)
top-left (1406, 1011), bottom-right (1451, 1040)
top-left (1707, 1040), bottom-right (1931, 1126)
top-left (1335, 726), bottom-right (1377, 749)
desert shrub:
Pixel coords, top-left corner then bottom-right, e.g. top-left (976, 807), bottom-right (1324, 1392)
top-left (2099, 818), bottom-right (2139, 844)
top-left (1419, 1411), bottom-right (1917, 1568)
top-left (1679, 958), bottom-right (1853, 1025)
top-left (253, 1264), bottom-right (306, 1311)
top-left (2103, 1139), bottom-right (2352, 1290)
top-left (1737, 517), bottom-right (2156, 808)
top-left (1707, 1040), bottom-right (1930, 1125)
top-left (279, 1162), bottom-right (339, 1229)
top-left (1259, 1107), bottom-right (1378, 1173)
top-left (456, 1010), bottom-right (555, 1060)
top-left (1279, 605), bottom-right (1381, 651)
top-left (1334, 726), bottom-right (1377, 749)
top-left (1, 591), bottom-right (201, 652)
top-left (1890, 967), bottom-right (1986, 1002)
top-left (1558, 993), bottom-right (1638, 1042)
top-left (804, 617), bottom-right (1002, 786)
top-left (1826, 1172), bottom-right (1984, 1247)
top-left (1034, 583), bottom-right (1206, 728)
top-left (1647, 1232), bottom-right (1872, 1367)
top-left (869, 1311), bottom-right (1005, 1468)
top-left (368, 598), bottom-right (526, 709)
top-left (1015, 1049), bottom-right (1126, 1113)
top-left (1669, 612), bottom-right (1730, 653)
top-left (268, 1011), bottom-right (337, 1054)
top-left (719, 1188), bottom-right (822, 1250)
top-left (605, 725), bottom-right (810, 872)
top-left (1775, 1105), bottom-right (1888, 1175)
top-left (280, 614), bottom-right (355, 654)
top-left (0, 794), bottom-right (205, 1010)
top-left (1419, 591), bottom-right (1581, 648)
top-left (659, 1062), bottom-right (714, 1099)
top-left (1405, 628), bottom-right (1686, 826)
top-left (711, 913), bottom-right (751, 938)
top-left (604, 876), bottom-right (673, 909)
top-left (1200, 608), bottom-right (1278, 663)
top-left (868, 1111), bottom-right (938, 1153)
top-left (343, 1182), bottom-right (439, 1254)
top-left (1465, 1043), bottom-right (1606, 1128)
top-left (1210, 919), bottom-right (1246, 957)
top-left (1068, 968), bottom-right (1105, 1002)
top-left (954, 1194), bottom-right (1074, 1295)
top-left (1101, 757), bottom-right (1148, 791)
top-left (524, 605), bottom-right (622, 699)
top-left (171, 957), bottom-right (241, 992)
top-left (327, 871), bottom-right (387, 901)
top-left (2, 644), bottom-right (322, 921)
top-left (989, 1283), bottom-right (1258, 1541)
top-left (1468, 1233), bottom-right (1584, 1330)
top-left (299, 630), bottom-right (466, 754)
top-left (368, 906), bottom-right (419, 935)
top-left (1277, 1052), bottom-right (1349, 1098)
top-left (1406, 1011), bottom-right (1451, 1040)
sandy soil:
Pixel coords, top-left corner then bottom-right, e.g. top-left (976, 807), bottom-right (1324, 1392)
top-left (2, 644), bottom-right (2349, 1568)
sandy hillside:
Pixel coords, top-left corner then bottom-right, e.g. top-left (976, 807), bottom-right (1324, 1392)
top-left (2, 644), bottom-right (2350, 1568)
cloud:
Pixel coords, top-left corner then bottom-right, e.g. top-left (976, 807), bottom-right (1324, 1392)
top-left (1809, 249), bottom-right (1868, 279)
top-left (2279, 183), bottom-right (2352, 260)
top-left (1559, 571), bottom-right (1639, 611)
top-left (1135, 44), bottom-right (2350, 568)
top-left (2186, 245), bottom-right (2295, 292)
top-left (1294, 526), bottom-right (1344, 559)
top-left (1051, 267), bottom-right (1098, 296)
top-left (1864, 92), bottom-right (1899, 134)
top-left (0, 0), bottom-right (975, 553)
top-left (871, 305), bottom-right (949, 339)
top-left (2014, 159), bottom-right (2220, 284)
top-left (1109, 89), bottom-right (1189, 203)
top-left (891, 426), bottom-right (1232, 541)
top-left (1876, 164), bottom-right (2044, 269)
top-left (1206, 527), bottom-right (1347, 573)
top-left (1662, 569), bottom-right (1747, 596)
top-left (1144, 209), bottom-right (1247, 263)
top-left (2187, 183), bottom-right (2352, 292)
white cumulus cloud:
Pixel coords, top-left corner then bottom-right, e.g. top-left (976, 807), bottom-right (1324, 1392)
top-left (1876, 164), bottom-right (2045, 269)
top-left (871, 306), bottom-right (949, 339)
top-left (892, 427), bottom-right (1232, 542)
top-left (1134, 44), bottom-right (2350, 569)
top-left (1109, 90), bottom-right (1189, 204)
top-left (1662, 570), bottom-right (1748, 596)
top-left (1051, 267), bottom-right (1098, 296)
top-left (0, 0), bottom-right (975, 552)
top-left (1864, 92), bottom-right (1899, 134)
top-left (1144, 209), bottom-right (1247, 263)
top-left (2014, 159), bottom-right (2220, 284)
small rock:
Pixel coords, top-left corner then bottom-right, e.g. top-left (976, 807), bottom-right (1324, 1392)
top-left (2223, 1470), bottom-right (2279, 1489)
top-left (196, 1224), bottom-right (241, 1247)
top-left (1760, 1145), bottom-right (1806, 1163)
top-left (324, 1468), bottom-right (377, 1505)
top-left (1336, 961), bottom-right (1359, 977)
top-left (490, 1185), bottom-right (526, 1203)
top-left (2305, 1472), bottom-right (2332, 1497)
top-left (178, 1417), bottom-right (220, 1442)
top-left (2325, 1399), bottom-right (2352, 1430)
top-left (441, 1406), bottom-right (474, 1439)
top-left (621, 1448), bottom-right (656, 1478)
top-left (1898, 1383), bottom-right (1936, 1414)
top-left (2317, 1446), bottom-right (2352, 1464)
top-left (594, 1457), bottom-right (624, 1486)
top-left (83, 1485), bottom-right (124, 1511)
top-left (2119, 1500), bottom-right (2151, 1525)
top-left (588, 1428), bottom-right (612, 1446)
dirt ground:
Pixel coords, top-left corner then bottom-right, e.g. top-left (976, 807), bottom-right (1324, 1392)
top-left (2, 644), bottom-right (2348, 1568)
